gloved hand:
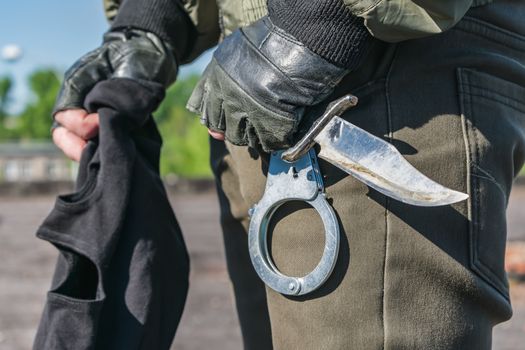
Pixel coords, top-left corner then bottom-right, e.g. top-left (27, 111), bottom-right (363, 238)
top-left (54, 28), bottom-right (177, 114)
top-left (53, 28), bottom-right (177, 161)
top-left (186, 17), bottom-right (349, 152)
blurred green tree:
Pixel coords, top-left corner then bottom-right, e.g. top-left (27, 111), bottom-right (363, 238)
top-left (155, 74), bottom-right (212, 178)
top-left (0, 75), bottom-right (20, 139)
top-left (0, 76), bottom-right (13, 122)
top-left (17, 69), bottom-right (60, 139)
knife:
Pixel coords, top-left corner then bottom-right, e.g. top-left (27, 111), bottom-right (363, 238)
top-left (281, 94), bottom-right (468, 207)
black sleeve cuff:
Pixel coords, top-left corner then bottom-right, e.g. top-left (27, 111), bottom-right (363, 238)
top-left (267, 0), bottom-right (373, 70)
top-left (111, 0), bottom-right (196, 62)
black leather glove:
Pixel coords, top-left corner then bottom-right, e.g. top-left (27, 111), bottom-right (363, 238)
top-left (53, 28), bottom-right (177, 116)
top-left (186, 17), bottom-right (349, 152)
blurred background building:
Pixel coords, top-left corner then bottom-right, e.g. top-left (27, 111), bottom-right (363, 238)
top-left (0, 142), bottom-right (74, 183)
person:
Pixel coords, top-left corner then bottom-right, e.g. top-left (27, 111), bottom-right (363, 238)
top-left (52, 0), bottom-right (525, 349)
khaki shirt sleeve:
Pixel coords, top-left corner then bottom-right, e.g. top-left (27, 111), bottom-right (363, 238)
top-left (103, 0), bottom-right (121, 22)
top-left (181, 0), bottom-right (220, 62)
top-left (344, 0), bottom-right (474, 42)
top-left (102, 0), bottom-right (220, 63)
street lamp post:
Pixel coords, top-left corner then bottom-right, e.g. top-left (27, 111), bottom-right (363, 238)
top-left (1, 44), bottom-right (23, 63)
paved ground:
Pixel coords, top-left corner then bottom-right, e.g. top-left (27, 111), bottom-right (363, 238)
top-left (0, 187), bottom-right (524, 350)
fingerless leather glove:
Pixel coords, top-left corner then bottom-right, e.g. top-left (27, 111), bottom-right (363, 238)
top-left (187, 17), bottom-right (354, 152)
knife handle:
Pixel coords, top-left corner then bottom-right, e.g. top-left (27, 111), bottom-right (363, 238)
top-left (281, 94), bottom-right (358, 163)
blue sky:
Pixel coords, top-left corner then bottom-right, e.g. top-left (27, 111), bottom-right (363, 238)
top-left (0, 0), bottom-right (212, 113)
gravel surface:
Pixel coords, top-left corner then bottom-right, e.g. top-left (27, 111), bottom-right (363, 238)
top-left (0, 187), bottom-right (524, 350)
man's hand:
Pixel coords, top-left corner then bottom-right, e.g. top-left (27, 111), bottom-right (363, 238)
top-left (53, 28), bottom-right (177, 160)
top-left (187, 17), bottom-right (350, 152)
top-left (53, 110), bottom-right (99, 162)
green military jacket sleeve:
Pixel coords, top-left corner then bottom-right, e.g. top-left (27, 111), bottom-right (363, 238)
top-left (103, 0), bottom-right (220, 63)
top-left (103, 0), bottom-right (493, 60)
top-left (345, 0), bottom-right (492, 42)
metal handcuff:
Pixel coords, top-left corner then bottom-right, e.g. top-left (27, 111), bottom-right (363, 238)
top-left (246, 97), bottom-right (358, 297)
top-left (248, 149), bottom-right (339, 296)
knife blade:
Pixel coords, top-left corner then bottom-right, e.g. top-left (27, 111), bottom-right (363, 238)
top-left (281, 94), bottom-right (468, 207)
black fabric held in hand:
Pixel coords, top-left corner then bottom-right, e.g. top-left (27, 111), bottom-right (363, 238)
top-left (33, 78), bottom-right (189, 350)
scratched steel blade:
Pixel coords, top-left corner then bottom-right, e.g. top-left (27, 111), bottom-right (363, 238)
top-left (313, 116), bottom-right (468, 206)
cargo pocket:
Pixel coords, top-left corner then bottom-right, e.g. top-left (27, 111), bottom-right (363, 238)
top-left (458, 68), bottom-right (525, 299)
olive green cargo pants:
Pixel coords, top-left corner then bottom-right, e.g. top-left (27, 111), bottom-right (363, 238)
top-left (209, 1), bottom-right (525, 349)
